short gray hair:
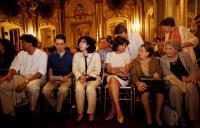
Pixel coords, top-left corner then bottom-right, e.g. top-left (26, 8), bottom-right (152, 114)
top-left (166, 40), bottom-right (182, 52)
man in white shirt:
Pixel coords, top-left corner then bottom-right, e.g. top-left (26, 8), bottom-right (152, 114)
top-left (114, 23), bottom-right (144, 61)
top-left (0, 34), bottom-right (47, 117)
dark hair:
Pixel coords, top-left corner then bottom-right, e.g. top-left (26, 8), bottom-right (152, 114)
top-left (19, 34), bottom-right (38, 47)
top-left (159, 17), bottom-right (175, 27)
top-left (114, 23), bottom-right (128, 35)
top-left (105, 35), bottom-right (114, 44)
top-left (154, 37), bottom-right (161, 41)
top-left (0, 39), bottom-right (17, 70)
top-left (141, 42), bottom-right (154, 57)
top-left (65, 47), bottom-right (70, 51)
top-left (48, 46), bottom-right (56, 53)
top-left (112, 36), bottom-right (129, 51)
top-left (194, 15), bottom-right (200, 20)
top-left (78, 36), bottom-right (96, 53)
top-left (55, 34), bottom-right (66, 42)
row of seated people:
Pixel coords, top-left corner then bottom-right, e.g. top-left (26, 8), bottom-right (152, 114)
top-left (0, 33), bottom-right (199, 128)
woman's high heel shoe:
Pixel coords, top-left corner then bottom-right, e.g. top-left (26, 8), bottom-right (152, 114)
top-left (105, 115), bottom-right (115, 121)
top-left (117, 116), bottom-right (124, 124)
top-left (75, 114), bottom-right (83, 125)
top-left (88, 114), bottom-right (94, 125)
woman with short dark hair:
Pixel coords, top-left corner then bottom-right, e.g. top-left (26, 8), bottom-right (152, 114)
top-left (105, 36), bottom-right (130, 124)
top-left (73, 36), bottom-right (101, 125)
top-left (130, 42), bottom-right (164, 127)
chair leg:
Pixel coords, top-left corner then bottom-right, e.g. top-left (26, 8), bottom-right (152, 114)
top-left (69, 88), bottom-right (72, 116)
top-left (96, 87), bottom-right (102, 113)
top-left (133, 87), bottom-right (136, 113)
top-left (131, 89), bottom-right (133, 116)
top-left (104, 87), bottom-right (107, 113)
top-left (99, 89), bottom-right (102, 113)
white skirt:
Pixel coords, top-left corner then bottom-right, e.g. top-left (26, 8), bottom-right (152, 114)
top-left (107, 75), bottom-right (128, 87)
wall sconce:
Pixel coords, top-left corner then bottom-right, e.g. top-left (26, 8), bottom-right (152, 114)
top-left (28, 27), bottom-right (36, 36)
top-left (132, 21), bottom-right (141, 32)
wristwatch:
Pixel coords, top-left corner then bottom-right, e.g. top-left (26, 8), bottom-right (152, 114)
top-left (25, 79), bottom-right (29, 84)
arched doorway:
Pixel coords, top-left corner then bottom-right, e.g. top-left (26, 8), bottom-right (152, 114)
top-left (0, 22), bottom-right (21, 50)
top-left (38, 24), bottom-right (56, 48)
top-left (105, 17), bottom-right (128, 36)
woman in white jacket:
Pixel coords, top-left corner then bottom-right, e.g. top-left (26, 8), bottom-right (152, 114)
top-left (72, 36), bottom-right (101, 125)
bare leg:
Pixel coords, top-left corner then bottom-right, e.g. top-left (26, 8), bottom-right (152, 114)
top-left (76, 114), bottom-right (83, 121)
top-left (105, 93), bottom-right (116, 120)
top-left (156, 93), bottom-right (164, 125)
top-left (108, 77), bottom-right (124, 123)
top-left (141, 92), bottom-right (152, 124)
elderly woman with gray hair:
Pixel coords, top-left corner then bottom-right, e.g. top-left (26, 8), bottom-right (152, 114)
top-left (160, 40), bottom-right (200, 127)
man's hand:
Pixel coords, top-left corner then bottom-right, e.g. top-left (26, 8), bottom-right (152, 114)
top-left (48, 76), bottom-right (54, 82)
top-left (62, 75), bottom-right (70, 82)
top-left (6, 75), bottom-right (13, 81)
top-left (0, 76), bottom-right (7, 84)
top-left (15, 81), bottom-right (28, 92)
top-left (153, 72), bottom-right (160, 80)
top-left (182, 76), bottom-right (197, 84)
top-left (0, 75), bottom-right (13, 84)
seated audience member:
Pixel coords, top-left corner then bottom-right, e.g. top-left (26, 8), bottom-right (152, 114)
top-left (153, 37), bottom-right (162, 52)
top-left (46, 46), bottom-right (56, 56)
top-left (194, 15), bottom-right (200, 67)
top-left (0, 39), bottom-right (17, 76)
top-left (160, 40), bottom-right (200, 127)
top-left (153, 43), bottom-right (166, 57)
top-left (105, 36), bottom-right (130, 124)
top-left (98, 36), bottom-right (113, 72)
top-left (0, 34), bottom-right (47, 117)
top-left (70, 46), bottom-right (78, 55)
top-left (42, 34), bottom-right (73, 115)
top-left (72, 36), bottom-right (101, 125)
top-left (37, 42), bottom-right (42, 49)
top-left (130, 42), bottom-right (164, 127)
top-left (65, 47), bottom-right (70, 51)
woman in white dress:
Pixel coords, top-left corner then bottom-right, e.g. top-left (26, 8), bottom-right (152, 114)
top-left (105, 36), bottom-right (130, 124)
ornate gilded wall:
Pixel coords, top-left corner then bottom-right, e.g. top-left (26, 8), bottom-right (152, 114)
top-left (64, 0), bottom-right (136, 47)
top-left (0, 0), bottom-right (199, 49)
top-left (65, 0), bottom-right (96, 47)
